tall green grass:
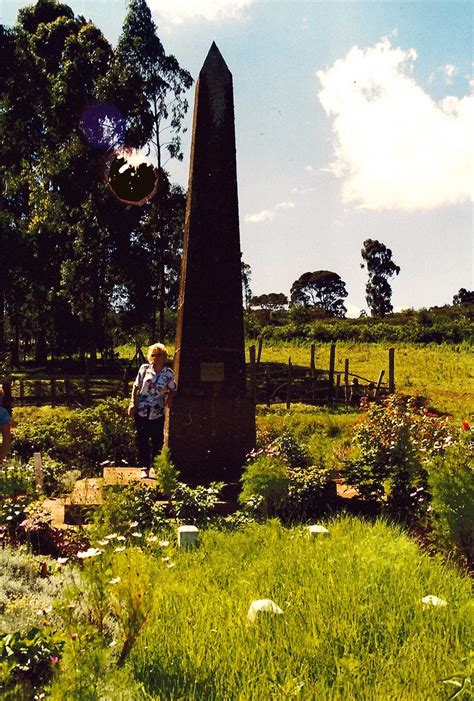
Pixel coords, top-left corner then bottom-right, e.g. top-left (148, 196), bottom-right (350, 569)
top-left (52, 517), bottom-right (473, 700)
top-left (116, 341), bottom-right (472, 419)
top-left (254, 342), bottom-right (473, 420)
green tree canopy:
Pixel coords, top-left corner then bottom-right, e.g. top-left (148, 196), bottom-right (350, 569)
top-left (361, 239), bottom-right (400, 317)
top-left (290, 271), bottom-right (348, 317)
top-left (453, 288), bottom-right (474, 305)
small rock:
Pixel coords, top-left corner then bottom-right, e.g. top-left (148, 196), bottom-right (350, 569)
top-left (248, 599), bottom-right (284, 622)
top-left (421, 595), bottom-right (447, 607)
top-left (308, 524), bottom-right (329, 536)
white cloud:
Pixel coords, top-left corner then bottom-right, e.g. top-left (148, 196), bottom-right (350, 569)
top-left (276, 201), bottom-right (295, 209)
top-left (304, 164), bottom-right (314, 172)
top-left (244, 209), bottom-right (274, 223)
top-left (148, 0), bottom-right (253, 24)
top-left (291, 185), bottom-right (316, 195)
top-left (317, 38), bottom-right (474, 210)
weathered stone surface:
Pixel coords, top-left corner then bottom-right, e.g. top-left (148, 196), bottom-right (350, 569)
top-left (166, 43), bottom-right (255, 482)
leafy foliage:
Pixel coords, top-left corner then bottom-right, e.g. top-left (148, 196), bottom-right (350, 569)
top-left (361, 239), bottom-right (400, 317)
top-left (13, 399), bottom-right (137, 473)
top-left (427, 432), bottom-right (474, 567)
top-left (344, 393), bottom-right (454, 518)
top-left (290, 270), bottom-right (348, 317)
top-left (0, 626), bottom-right (64, 699)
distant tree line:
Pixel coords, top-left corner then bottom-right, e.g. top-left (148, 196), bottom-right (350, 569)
top-left (250, 239), bottom-right (400, 319)
top-left (0, 0), bottom-right (191, 365)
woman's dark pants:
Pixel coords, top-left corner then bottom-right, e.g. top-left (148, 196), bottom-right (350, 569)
top-left (135, 415), bottom-right (165, 468)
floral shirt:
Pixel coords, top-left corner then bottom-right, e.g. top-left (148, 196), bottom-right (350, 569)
top-left (133, 364), bottom-right (176, 420)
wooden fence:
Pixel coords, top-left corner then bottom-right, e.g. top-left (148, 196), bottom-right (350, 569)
top-left (247, 342), bottom-right (395, 409)
top-left (2, 343), bottom-right (395, 410)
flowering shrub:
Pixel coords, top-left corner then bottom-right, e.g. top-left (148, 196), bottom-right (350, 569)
top-left (0, 626), bottom-right (64, 698)
top-left (343, 394), bottom-right (454, 518)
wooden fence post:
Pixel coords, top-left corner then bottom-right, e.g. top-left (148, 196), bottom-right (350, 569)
top-left (335, 373), bottom-right (341, 403)
top-left (50, 378), bottom-right (56, 406)
top-left (310, 344), bottom-right (315, 371)
top-left (19, 379), bottom-right (24, 404)
top-left (388, 347), bottom-right (395, 393)
top-left (374, 370), bottom-right (385, 399)
top-left (249, 345), bottom-right (257, 404)
top-left (328, 344), bottom-right (336, 401)
top-left (34, 452), bottom-right (43, 492)
top-left (256, 337), bottom-right (263, 367)
top-left (344, 359), bottom-right (349, 405)
top-left (286, 357), bottom-right (292, 410)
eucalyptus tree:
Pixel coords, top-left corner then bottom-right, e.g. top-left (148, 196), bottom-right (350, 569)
top-left (117, 0), bottom-right (192, 339)
top-left (361, 239), bottom-right (400, 317)
top-left (1, 0), bottom-right (152, 362)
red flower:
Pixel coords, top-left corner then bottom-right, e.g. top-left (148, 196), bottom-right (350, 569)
top-left (462, 421), bottom-right (470, 431)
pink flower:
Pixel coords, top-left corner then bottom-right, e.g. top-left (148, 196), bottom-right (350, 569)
top-left (50, 656), bottom-right (60, 665)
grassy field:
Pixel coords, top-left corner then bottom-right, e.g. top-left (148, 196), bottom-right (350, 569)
top-left (116, 341), bottom-right (473, 420)
top-left (50, 517), bottom-right (473, 700)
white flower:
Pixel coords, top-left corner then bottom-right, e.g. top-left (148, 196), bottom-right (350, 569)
top-left (105, 533), bottom-right (118, 540)
top-left (98, 539), bottom-right (109, 546)
top-left (422, 595), bottom-right (447, 607)
top-left (161, 557), bottom-right (170, 562)
top-left (131, 531), bottom-right (142, 538)
top-left (109, 577), bottom-right (121, 585)
top-left (117, 536), bottom-right (126, 542)
top-left (248, 599), bottom-right (284, 622)
top-left (146, 535), bottom-right (158, 542)
top-left (159, 540), bottom-right (170, 547)
top-left (129, 521), bottom-right (138, 528)
top-left (166, 562), bottom-right (175, 569)
top-left (77, 548), bottom-right (102, 559)
top-left (114, 546), bottom-right (126, 552)
top-left (57, 557), bottom-right (69, 565)
top-left (307, 524), bottom-right (329, 536)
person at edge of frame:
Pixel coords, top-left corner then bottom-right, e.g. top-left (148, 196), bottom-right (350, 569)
top-left (0, 385), bottom-right (12, 463)
top-left (128, 343), bottom-right (176, 478)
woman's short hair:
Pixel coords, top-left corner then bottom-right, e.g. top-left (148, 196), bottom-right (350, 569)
top-left (147, 343), bottom-right (168, 363)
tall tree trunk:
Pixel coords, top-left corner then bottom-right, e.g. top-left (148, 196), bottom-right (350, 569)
top-left (35, 332), bottom-right (47, 365)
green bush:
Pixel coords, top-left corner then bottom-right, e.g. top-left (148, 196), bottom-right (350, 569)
top-left (427, 433), bottom-right (474, 567)
top-left (0, 547), bottom-right (61, 636)
top-left (0, 458), bottom-right (36, 499)
top-left (171, 482), bottom-right (224, 526)
top-left (240, 456), bottom-right (289, 516)
top-left (13, 399), bottom-right (137, 474)
top-left (100, 482), bottom-right (169, 533)
top-left (1, 626), bottom-right (64, 700)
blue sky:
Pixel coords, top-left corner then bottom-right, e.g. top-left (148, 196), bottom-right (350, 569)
top-left (2, 0), bottom-right (472, 315)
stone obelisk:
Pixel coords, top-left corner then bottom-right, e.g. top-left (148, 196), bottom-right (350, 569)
top-left (165, 43), bottom-right (255, 484)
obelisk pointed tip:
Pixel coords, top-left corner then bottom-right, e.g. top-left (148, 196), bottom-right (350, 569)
top-left (201, 42), bottom-right (231, 76)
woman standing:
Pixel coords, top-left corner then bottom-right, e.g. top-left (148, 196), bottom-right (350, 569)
top-left (128, 343), bottom-right (176, 478)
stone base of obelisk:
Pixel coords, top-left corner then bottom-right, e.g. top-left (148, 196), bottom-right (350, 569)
top-left (165, 395), bottom-right (256, 484)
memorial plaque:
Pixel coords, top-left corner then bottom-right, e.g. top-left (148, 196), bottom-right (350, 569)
top-left (200, 362), bottom-right (225, 382)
